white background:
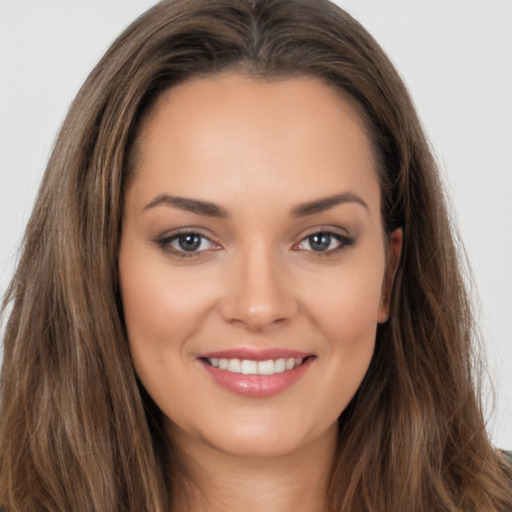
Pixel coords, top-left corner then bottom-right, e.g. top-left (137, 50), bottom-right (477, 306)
top-left (1, 1), bottom-right (511, 449)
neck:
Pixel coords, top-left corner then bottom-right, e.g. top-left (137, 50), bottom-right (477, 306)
top-left (167, 424), bottom-right (337, 512)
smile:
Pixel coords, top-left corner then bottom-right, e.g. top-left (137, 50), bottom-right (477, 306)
top-left (206, 357), bottom-right (304, 375)
top-left (198, 350), bottom-right (314, 397)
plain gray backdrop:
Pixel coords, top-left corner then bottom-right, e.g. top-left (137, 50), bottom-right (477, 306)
top-left (1, 0), bottom-right (511, 448)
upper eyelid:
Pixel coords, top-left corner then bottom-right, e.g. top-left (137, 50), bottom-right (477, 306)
top-left (294, 225), bottom-right (352, 242)
top-left (157, 227), bottom-right (216, 242)
top-left (301, 230), bottom-right (348, 241)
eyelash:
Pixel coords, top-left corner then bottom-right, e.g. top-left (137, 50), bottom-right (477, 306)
top-left (155, 229), bottom-right (354, 258)
top-left (156, 230), bottom-right (218, 258)
top-left (293, 230), bottom-right (355, 256)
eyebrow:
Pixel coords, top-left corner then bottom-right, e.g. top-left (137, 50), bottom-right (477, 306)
top-left (292, 192), bottom-right (369, 217)
top-left (142, 191), bottom-right (368, 219)
top-left (143, 194), bottom-right (228, 218)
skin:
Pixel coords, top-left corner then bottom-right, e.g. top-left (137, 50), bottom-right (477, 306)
top-left (119, 73), bottom-right (402, 512)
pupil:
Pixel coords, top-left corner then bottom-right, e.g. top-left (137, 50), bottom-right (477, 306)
top-left (178, 234), bottom-right (201, 251)
top-left (310, 233), bottom-right (331, 251)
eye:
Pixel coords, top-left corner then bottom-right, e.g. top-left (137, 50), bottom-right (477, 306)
top-left (295, 231), bottom-right (354, 254)
top-left (156, 231), bottom-right (218, 257)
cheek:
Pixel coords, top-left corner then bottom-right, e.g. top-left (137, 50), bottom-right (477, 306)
top-left (300, 259), bottom-right (385, 345)
top-left (317, 279), bottom-right (380, 372)
top-left (118, 242), bottom-right (219, 364)
top-left (121, 269), bottom-right (205, 342)
top-left (283, 260), bottom-right (385, 432)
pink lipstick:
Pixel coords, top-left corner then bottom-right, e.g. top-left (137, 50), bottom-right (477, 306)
top-left (197, 348), bottom-right (314, 397)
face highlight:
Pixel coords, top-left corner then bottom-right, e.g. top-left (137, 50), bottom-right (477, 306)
top-left (119, 73), bottom-right (401, 459)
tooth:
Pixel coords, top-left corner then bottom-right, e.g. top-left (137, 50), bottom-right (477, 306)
top-left (241, 359), bottom-right (258, 375)
top-left (257, 360), bottom-right (275, 375)
top-left (228, 359), bottom-right (241, 373)
top-left (274, 358), bottom-right (286, 373)
top-left (213, 356), bottom-right (306, 373)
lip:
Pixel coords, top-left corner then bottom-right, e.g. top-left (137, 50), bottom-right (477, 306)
top-left (197, 348), bottom-right (315, 398)
top-left (197, 348), bottom-right (312, 361)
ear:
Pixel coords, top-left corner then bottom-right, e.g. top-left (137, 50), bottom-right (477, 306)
top-left (377, 228), bottom-right (403, 323)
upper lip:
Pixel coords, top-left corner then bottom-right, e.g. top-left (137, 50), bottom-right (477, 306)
top-left (197, 348), bottom-right (313, 361)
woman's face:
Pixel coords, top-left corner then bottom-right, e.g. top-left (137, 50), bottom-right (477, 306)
top-left (119, 73), bottom-right (401, 458)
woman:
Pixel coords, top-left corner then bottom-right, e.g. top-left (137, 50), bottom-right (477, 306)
top-left (1, 0), bottom-right (511, 510)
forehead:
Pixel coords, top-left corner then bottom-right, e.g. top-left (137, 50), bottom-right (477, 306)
top-left (128, 73), bottom-right (380, 217)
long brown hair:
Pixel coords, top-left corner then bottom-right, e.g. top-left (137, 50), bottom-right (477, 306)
top-left (1, 1), bottom-right (510, 510)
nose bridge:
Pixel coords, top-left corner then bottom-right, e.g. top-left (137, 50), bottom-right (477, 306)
top-left (220, 238), bottom-right (296, 330)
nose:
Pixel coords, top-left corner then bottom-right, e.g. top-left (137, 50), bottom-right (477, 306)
top-left (219, 244), bottom-right (298, 332)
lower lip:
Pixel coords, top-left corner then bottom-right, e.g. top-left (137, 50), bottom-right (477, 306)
top-left (199, 358), bottom-right (314, 397)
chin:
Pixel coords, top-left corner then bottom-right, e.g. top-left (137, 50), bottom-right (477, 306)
top-left (168, 412), bottom-right (339, 461)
